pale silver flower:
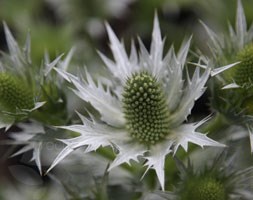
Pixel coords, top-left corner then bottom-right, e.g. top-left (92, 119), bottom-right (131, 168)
top-left (0, 25), bottom-right (74, 174)
top-left (49, 15), bottom-right (225, 190)
top-left (0, 24), bottom-right (47, 130)
top-left (202, 0), bottom-right (253, 152)
top-left (201, 0), bottom-right (253, 89)
top-left (0, 23), bottom-right (73, 130)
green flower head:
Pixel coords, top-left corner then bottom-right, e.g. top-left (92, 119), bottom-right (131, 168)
top-left (233, 44), bottom-right (253, 87)
top-left (159, 151), bottom-right (253, 200)
top-left (123, 71), bottom-right (170, 145)
top-left (181, 177), bottom-right (226, 200)
top-left (0, 73), bottom-right (34, 112)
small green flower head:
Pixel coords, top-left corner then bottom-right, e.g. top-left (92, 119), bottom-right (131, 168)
top-left (234, 44), bottom-right (253, 87)
top-left (183, 177), bottom-right (226, 200)
top-left (0, 73), bottom-right (34, 112)
top-left (122, 72), bottom-right (170, 145)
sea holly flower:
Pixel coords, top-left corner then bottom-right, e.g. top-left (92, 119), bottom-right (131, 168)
top-left (49, 14), bottom-right (225, 190)
top-left (0, 23), bottom-right (45, 130)
top-left (152, 151), bottom-right (253, 200)
top-left (0, 23), bottom-right (73, 130)
top-left (201, 0), bottom-right (253, 151)
top-left (0, 59), bottom-right (73, 176)
top-left (0, 24), bottom-right (74, 174)
top-left (201, 0), bottom-right (253, 88)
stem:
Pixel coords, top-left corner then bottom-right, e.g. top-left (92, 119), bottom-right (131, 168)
top-left (94, 164), bottom-right (110, 200)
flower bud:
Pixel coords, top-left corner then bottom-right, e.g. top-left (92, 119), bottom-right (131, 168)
top-left (0, 73), bottom-right (34, 112)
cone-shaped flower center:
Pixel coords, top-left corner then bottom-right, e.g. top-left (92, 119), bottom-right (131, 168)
top-left (234, 44), bottom-right (253, 87)
top-left (182, 177), bottom-right (226, 200)
top-left (122, 72), bottom-right (170, 145)
top-left (0, 73), bottom-right (34, 112)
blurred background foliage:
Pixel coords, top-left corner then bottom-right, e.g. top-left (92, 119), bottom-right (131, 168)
top-left (1, 0), bottom-right (253, 66)
top-left (1, 0), bottom-right (253, 199)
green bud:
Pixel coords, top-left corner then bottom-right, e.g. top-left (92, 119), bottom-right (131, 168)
top-left (0, 73), bottom-right (34, 112)
top-left (182, 177), bottom-right (226, 200)
top-left (234, 44), bottom-right (253, 87)
top-left (122, 72), bottom-right (170, 145)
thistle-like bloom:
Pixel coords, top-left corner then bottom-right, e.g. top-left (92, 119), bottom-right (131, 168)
top-left (202, 0), bottom-right (253, 151)
top-left (0, 23), bottom-right (73, 130)
top-left (0, 24), bottom-right (45, 130)
top-left (201, 0), bottom-right (253, 89)
top-left (50, 15), bottom-right (224, 189)
top-left (152, 151), bottom-right (253, 200)
top-left (0, 24), bottom-right (74, 174)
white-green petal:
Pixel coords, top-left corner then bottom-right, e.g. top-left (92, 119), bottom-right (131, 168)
top-left (138, 38), bottom-right (152, 71)
top-left (7, 121), bottom-right (45, 174)
top-left (47, 114), bottom-right (127, 173)
top-left (58, 47), bottom-right (75, 72)
top-left (228, 22), bottom-right (236, 42)
top-left (108, 143), bottom-right (146, 171)
top-left (56, 124), bottom-right (116, 150)
top-left (23, 101), bottom-right (46, 112)
top-left (144, 141), bottom-right (173, 191)
top-left (200, 20), bottom-right (223, 56)
top-left (46, 146), bottom-right (74, 174)
top-left (177, 36), bottom-right (192, 68)
top-left (98, 51), bottom-right (123, 82)
top-left (222, 83), bottom-right (240, 89)
top-left (169, 67), bottom-right (210, 125)
top-left (56, 68), bottom-right (125, 127)
top-left (129, 40), bottom-right (138, 66)
top-left (44, 53), bottom-right (64, 76)
top-left (104, 23), bottom-right (137, 80)
top-left (31, 142), bottom-right (43, 175)
top-left (236, 0), bottom-right (247, 48)
top-left (150, 13), bottom-right (165, 76)
top-left (73, 75), bottom-right (125, 127)
top-left (3, 22), bottom-right (23, 68)
top-left (210, 62), bottom-right (240, 77)
top-left (162, 46), bottom-right (184, 112)
top-left (10, 145), bottom-right (34, 158)
top-left (247, 124), bottom-right (253, 153)
top-left (172, 121), bottom-right (225, 153)
top-left (47, 125), bottom-right (117, 173)
top-left (23, 31), bottom-right (31, 64)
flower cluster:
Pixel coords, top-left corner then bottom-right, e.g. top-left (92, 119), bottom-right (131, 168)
top-left (1, 0), bottom-right (253, 199)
